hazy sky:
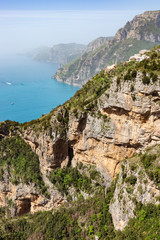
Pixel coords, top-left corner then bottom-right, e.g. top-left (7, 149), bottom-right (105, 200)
top-left (0, 0), bottom-right (159, 55)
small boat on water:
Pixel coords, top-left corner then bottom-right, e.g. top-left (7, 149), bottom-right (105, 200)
top-left (11, 102), bottom-right (14, 105)
top-left (6, 82), bottom-right (12, 85)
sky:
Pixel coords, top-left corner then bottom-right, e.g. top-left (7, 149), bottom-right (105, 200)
top-left (0, 0), bottom-right (159, 55)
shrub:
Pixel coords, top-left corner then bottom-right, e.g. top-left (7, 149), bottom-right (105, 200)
top-left (142, 76), bottom-right (150, 85)
top-left (125, 175), bottom-right (137, 185)
top-left (131, 84), bottom-right (134, 92)
top-left (131, 70), bottom-right (137, 78)
top-left (152, 74), bottom-right (158, 83)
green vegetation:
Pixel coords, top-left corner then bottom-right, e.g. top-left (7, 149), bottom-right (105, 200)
top-left (69, 70), bottom-right (111, 111)
top-left (140, 152), bottom-right (160, 188)
top-left (0, 120), bottom-right (19, 135)
top-left (0, 136), bottom-right (48, 196)
top-left (125, 175), bottom-right (137, 185)
top-left (0, 182), bottom-right (159, 239)
top-left (0, 182), bottom-right (117, 240)
top-left (106, 39), bottom-right (159, 65)
top-left (49, 165), bottom-right (102, 200)
top-left (116, 203), bottom-right (160, 240)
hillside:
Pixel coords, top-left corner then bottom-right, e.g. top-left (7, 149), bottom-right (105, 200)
top-left (0, 46), bottom-right (160, 239)
top-left (54, 10), bottom-right (160, 86)
top-left (27, 43), bottom-right (86, 65)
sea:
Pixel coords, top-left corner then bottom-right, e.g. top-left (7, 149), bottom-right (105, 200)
top-left (0, 55), bottom-right (79, 123)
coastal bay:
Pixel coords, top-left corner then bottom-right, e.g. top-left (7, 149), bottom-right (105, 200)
top-left (0, 55), bottom-right (79, 123)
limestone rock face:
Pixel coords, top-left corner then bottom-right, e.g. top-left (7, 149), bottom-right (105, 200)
top-left (70, 75), bottom-right (160, 181)
top-left (21, 72), bottom-right (160, 187)
top-left (109, 146), bottom-right (160, 230)
top-left (84, 37), bottom-right (113, 53)
top-left (23, 129), bottom-right (69, 176)
top-left (0, 167), bottom-right (65, 217)
top-left (115, 11), bottom-right (160, 43)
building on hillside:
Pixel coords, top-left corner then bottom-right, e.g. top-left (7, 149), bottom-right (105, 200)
top-left (105, 64), bottom-right (116, 73)
top-left (129, 50), bottom-right (150, 62)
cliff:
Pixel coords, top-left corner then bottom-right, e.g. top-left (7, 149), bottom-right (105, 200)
top-left (115, 10), bottom-right (160, 42)
top-left (0, 46), bottom-right (160, 238)
top-left (54, 10), bottom-right (160, 86)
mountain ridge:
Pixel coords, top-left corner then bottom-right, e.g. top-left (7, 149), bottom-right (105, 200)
top-left (54, 10), bottom-right (160, 86)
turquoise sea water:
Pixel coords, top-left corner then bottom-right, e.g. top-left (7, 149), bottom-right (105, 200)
top-left (0, 55), bottom-right (79, 123)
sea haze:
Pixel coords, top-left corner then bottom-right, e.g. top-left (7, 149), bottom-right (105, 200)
top-left (0, 55), bottom-right (79, 123)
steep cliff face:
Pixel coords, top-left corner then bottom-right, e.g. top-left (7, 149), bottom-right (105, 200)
top-left (115, 11), bottom-right (160, 43)
top-left (23, 71), bottom-right (160, 183)
top-left (1, 47), bottom-right (160, 235)
top-left (110, 146), bottom-right (160, 230)
top-left (54, 10), bottom-right (160, 86)
top-left (84, 37), bottom-right (113, 53)
top-left (23, 48), bottom-right (160, 179)
top-left (0, 134), bottom-right (65, 217)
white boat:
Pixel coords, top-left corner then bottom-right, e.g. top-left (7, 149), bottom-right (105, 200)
top-left (6, 82), bottom-right (12, 85)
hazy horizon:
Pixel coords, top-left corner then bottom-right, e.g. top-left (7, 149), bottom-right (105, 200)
top-left (0, 10), bottom-right (141, 55)
top-left (0, 0), bottom-right (160, 55)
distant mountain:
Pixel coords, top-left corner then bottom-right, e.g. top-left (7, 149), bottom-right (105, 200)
top-left (28, 43), bottom-right (86, 65)
top-left (84, 36), bottom-right (113, 53)
top-left (54, 10), bottom-right (160, 86)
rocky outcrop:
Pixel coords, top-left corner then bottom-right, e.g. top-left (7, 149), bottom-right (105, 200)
top-left (54, 10), bottom-right (160, 86)
top-left (84, 37), bottom-right (113, 53)
top-left (0, 183), bottom-right (64, 216)
top-left (115, 11), bottom-right (160, 43)
top-left (109, 145), bottom-right (160, 230)
top-left (0, 169), bottom-right (65, 217)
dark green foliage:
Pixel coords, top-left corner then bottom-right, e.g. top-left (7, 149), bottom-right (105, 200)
top-left (140, 153), bottom-right (156, 169)
top-left (124, 69), bottom-right (137, 81)
top-left (117, 77), bottom-right (121, 85)
top-left (125, 175), bottom-right (137, 185)
top-left (124, 72), bottom-right (131, 81)
top-left (152, 73), bottom-right (158, 82)
top-left (142, 75), bottom-right (150, 85)
top-left (0, 120), bottom-right (19, 135)
top-left (57, 112), bottom-right (63, 122)
top-left (131, 70), bottom-right (137, 78)
top-left (131, 95), bottom-right (136, 101)
top-left (0, 136), bottom-right (48, 196)
top-left (130, 85), bottom-right (134, 92)
top-left (49, 166), bottom-right (96, 197)
top-left (140, 152), bottom-right (160, 188)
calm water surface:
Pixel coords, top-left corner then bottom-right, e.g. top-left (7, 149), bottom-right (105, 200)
top-left (0, 55), bottom-right (79, 123)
